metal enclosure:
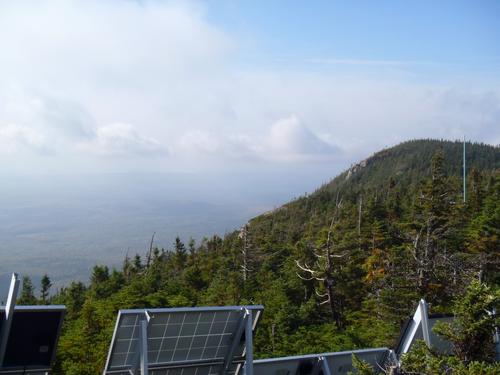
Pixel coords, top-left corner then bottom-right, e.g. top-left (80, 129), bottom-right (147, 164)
top-left (0, 274), bottom-right (65, 374)
top-left (246, 348), bottom-right (390, 375)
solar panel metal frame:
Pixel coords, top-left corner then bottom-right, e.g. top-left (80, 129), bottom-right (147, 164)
top-left (0, 305), bottom-right (66, 374)
top-left (246, 348), bottom-right (390, 375)
top-left (0, 273), bottom-right (19, 366)
top-left (104, 305), bottom-right (263, 375)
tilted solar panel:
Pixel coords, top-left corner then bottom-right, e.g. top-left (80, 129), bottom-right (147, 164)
top-left (104, 305), bottom-right (263, 375)
top-left (0, 306), bottom-right (65, 374)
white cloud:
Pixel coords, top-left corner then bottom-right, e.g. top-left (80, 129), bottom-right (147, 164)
top-left (77, 123), bottom-right (165, 157)
top-left (0, 124), bottom-right (49, 155)
top-left (175, 130), bottom-right (220, 155)
top-left (0, 0), bottom-right (230, 86)
top-left (262, 115), bottom-right (338, 161)
top-left (173, 116), bottom-right (339, 163)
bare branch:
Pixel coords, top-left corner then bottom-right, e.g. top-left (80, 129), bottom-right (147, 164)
top-left (296, 272), bottom-right (315, 281)
top-left (315, 290), bottom-right (328, 298)
top-left (295, 260), bottom-right (317, 274)
top-left (329, 253), bottom-right (346, 258)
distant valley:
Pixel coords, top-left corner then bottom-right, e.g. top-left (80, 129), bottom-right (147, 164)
top-left (0, 168), bottom-right (337, 294)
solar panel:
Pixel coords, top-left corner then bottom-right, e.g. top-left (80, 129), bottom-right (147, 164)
top-left (248, 348), bottom-right (390, 375)
top-left (0, 274), bottom-right (65, 374)
top-left (0, 306), bottom-right (65, 373)
top-left (394, 299), bottom-right (453, 357)
top-left (104, 305), bottom-right (263, 375)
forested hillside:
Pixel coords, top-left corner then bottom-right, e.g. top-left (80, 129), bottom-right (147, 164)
top-left (19, 139), bottom-right (500, 374)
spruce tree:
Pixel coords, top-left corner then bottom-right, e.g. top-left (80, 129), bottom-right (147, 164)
top-left (173, 236), bottom-right (187, 272)
top-left (18, 276), bottom-right (37, 305)
top-left (433, 280), bottom-right (500, 363)
top-left (40, 274), bottom-right (52, 304)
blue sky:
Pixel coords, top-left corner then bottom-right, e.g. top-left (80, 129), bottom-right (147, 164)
top-left (206, 1), bottom-right (500, 69)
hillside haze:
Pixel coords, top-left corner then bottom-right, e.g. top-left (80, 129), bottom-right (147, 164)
top-left (0, 166), bottom-right (339, 293)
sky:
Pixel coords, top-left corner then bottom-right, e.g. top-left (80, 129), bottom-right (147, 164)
top-left (0, 0), bottom-right (498, 178)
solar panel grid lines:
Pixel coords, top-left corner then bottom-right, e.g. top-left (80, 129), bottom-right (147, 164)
top-left (154, 312), bottom-right (173, 364)
top-left (184, 312), bottom-right (202, 362)
top-left (125, 314), bottom-right (139, 367)
top-left (146, 310), bottom-right (240, 364)
top-left (108, 312), bottom-right (138, 368)
top-left (104, 305), bottom-right (263, 375)
top-left (198, 312), bottom-right (217, 361)
top-left (213, 311), bottom-right (232, 359)
top-left (147, 364), bottom-right (231, 375)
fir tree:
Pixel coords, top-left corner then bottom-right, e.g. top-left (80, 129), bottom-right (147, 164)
top-left (18, 276), bottom-right (37, 305)
top-left (40, 274), bottom-right (52, 304)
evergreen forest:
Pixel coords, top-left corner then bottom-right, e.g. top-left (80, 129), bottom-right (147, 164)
top-left (17, 139), bottom-right (500, 374)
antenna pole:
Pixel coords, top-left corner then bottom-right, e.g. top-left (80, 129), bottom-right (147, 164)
top-left (463, 136), bottom-right (466, 203)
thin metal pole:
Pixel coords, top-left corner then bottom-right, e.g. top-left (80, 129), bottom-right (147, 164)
top-left (319, 357), bottom-right (332, 375)
top-left (244, 309), bottom-right (253, 375)
top-left (420, 299), bottom-right (432, 348)
top-left (463, 136), bottom-right (466, 203)
top-left (139, 319), bottom-right (149, 375)
top-left (492, 308), bottom-right (500, 361)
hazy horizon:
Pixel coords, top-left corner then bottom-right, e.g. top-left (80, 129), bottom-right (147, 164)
top-left (0, 159), bottom-right (348, 290)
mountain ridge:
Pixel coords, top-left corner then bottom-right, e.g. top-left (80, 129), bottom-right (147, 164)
top-left (248, 139), bottom-right (498, 230)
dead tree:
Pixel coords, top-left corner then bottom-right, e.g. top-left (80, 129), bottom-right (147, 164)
top-left (358, 194), bottom-right (363, 251)
top-left (238, 224), bottom-right (263, 285)
top-left (239, 224), bottom-right (252, 282)
top-left (146, 232), bottom-right (156, 268)
top-left (296, 199), bottom-right (346, 329)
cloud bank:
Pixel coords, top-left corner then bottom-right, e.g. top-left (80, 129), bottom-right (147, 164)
top-left (0, 0), bottom-right (498, 175)
top-left (77, 123), bottom-right (166, 157)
